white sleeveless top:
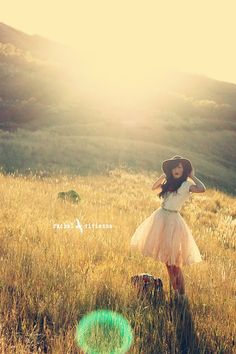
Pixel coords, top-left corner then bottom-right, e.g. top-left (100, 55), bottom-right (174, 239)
top-left (160, 179), bottom-right (195, 212)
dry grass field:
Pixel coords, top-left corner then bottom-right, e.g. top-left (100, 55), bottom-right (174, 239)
top-left (0, 168), bottom-right (235, 353)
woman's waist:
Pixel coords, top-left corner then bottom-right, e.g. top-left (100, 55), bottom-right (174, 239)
top-left (160, 206), bottom-right (180, 213)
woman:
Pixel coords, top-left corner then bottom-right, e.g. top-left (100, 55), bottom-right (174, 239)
top-left (130, 155), bottom-right (206, 296)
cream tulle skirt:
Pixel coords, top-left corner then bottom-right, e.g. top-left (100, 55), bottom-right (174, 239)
top-left (130, 207), bottom-right (202, 267)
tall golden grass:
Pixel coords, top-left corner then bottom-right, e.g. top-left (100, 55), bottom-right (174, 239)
top-left (0, 168), bottom-right (235, 353)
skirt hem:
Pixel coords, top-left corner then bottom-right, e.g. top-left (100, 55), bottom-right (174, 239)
top-left (132, 250), bottom-right (203, 267)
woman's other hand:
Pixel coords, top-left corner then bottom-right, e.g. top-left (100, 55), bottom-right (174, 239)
top-left (188, 167), bottom-right (195, 178)
top-left (151, 173), bottom-right (166, 190)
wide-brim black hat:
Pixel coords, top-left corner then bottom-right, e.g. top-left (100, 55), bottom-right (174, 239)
top-left (162, 155), bottom-right (193, 175)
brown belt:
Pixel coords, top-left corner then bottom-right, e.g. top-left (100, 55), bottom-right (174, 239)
top-left (161, 207), bottom-right (179, 213)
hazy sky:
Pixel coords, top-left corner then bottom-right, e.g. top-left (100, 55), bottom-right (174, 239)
top-left (1, 0), bottom-right (236, 87)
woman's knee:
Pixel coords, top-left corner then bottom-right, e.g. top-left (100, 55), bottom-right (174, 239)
top-left (166, 263), bottom-right (182, 275)
top-left (172, 265), bottom-right (181, 276)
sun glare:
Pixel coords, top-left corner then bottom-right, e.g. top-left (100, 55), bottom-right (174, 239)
top-left (2, 0), bottom-right (236, 105)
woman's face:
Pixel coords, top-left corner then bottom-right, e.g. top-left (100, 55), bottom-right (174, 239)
top-left (171, 162), bottom-right (184, 178)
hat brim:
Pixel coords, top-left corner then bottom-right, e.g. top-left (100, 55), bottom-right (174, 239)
top-left (162, 158), bottom-right (192, 175)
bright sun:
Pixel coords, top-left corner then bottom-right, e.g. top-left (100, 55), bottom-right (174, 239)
top-left (2, 0), bottom-right (236, 105)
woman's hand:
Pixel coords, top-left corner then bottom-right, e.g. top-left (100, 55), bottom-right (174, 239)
top-left (151, 173), bottom-right (166, 190)
top-left (161, 173), bottom-right (166, 179)
top-left (188, 167), bottom-right (195, 178)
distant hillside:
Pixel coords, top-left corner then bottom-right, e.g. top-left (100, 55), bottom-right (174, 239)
top-left (0, 22), bottom-right (235, 194)
top-left (0, 22), bottom-right (77, 63)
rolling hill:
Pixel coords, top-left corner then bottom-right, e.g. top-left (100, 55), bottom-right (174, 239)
top-left (0, 22), bottom-right (235, 194)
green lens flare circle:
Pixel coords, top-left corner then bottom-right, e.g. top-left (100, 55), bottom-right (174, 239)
top-left (75, 309), bottom-right (133, 354)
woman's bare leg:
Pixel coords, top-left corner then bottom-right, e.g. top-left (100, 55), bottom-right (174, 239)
top-left (166, 263), bottom-right (185, 294)
top-left (175, 266), bottom-right (185, 294)
top-left (166, 263), bottom-right (178, 290)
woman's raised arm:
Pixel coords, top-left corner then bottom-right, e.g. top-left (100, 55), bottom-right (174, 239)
top-left (151, 173), bottom-right (166, 190)
top-left (189, 168), bottom-right (206, 193)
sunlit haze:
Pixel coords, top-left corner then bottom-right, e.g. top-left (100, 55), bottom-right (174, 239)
top-left (1, 0), bottom-right (236, 107)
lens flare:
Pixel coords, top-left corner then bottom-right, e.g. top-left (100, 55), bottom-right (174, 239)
top-left (75, 309), bottom-right (133, 353)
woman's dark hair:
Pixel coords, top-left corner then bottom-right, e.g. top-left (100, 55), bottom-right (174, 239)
top-left (158, 160), bottom-right (191, 199)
